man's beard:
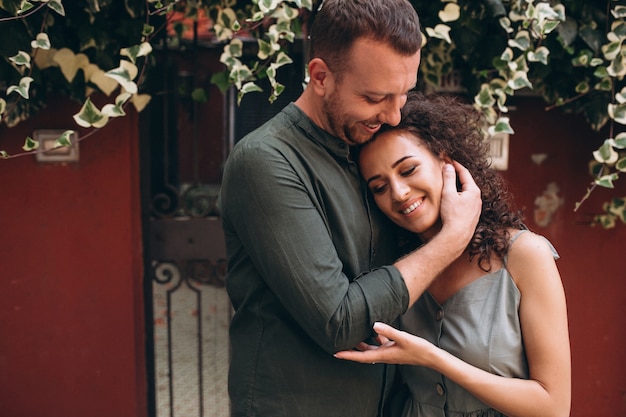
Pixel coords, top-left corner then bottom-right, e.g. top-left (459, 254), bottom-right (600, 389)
top-left (323, 90), bottom-right (372, 146)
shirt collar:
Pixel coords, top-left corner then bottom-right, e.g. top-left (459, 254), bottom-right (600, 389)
top-left (283, 103), bottom-right (353, 161)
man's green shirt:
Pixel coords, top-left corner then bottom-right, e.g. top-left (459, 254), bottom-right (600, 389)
top-left (220, 103), bottom-right (410, 417)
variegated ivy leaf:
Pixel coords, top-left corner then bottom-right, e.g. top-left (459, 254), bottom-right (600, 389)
top-left (53, 48), bottom-right (90, 83)
top-left (273, 3), bottom-right (299, 21)
top-left (222, 39), bottom-right (243, 62)
top-left (508, 31), bottom-right (530, 51)
top-left (488, 117), bottom-right (514, 136)
top-left (46, 0), bottom-right (65, 16)
top-left (608, 21), bottom-right (626, 41)
top-left (105, 60), bottom-right (138, 94)
top-left (593, 140), bottom-right (619, 164)
top-left (294, 0), bottom-right (312, 9)
top-left (475, 83), bottom-right (496, 108)
top-left (608, 102), bottom-right (626, 124)
top-left (31, 33), bottom-right (51, 50)
top-left (230, 64), bottom-right (254, 89)
top-left (571, 50), bottom-right (592, 67)
top-left (613, 132), bottom-right (626, 148)
top-left (237, 82), bottom-right (263, 105)
top-left (426, 24), bottom-right (452, 44)
top-left (499, 17), bottom-right (514, 34)
top-left (121, 42), bottom-right (153, 64)
top-left (507, 71), bottom-right (532, 90)
top-left (595, 173), bottom-right (619, 188)
top-left (17, 1), bottom-right (35, 14)
top-left (73, 98), bottom-right (109, 128)
top-left (613, 5), bottom-right (626, 19)
top-left (101, 93), bottom-right (131, 117)
top-left (258, 0), bottom-right (281, 15)
top-left (0, 151), bottom-right (9, 159)
top-left (257, 39), bottom-right (273, 60)
top-left (602, 41), bottom-right (621, 61)
top-left (130, 94), bottom-right (152, 112)
top-left (616, 157), bottom-right (626, 172)
top-left (527, 46), bottom-right (549, 65)
top-left (54, 130), bottom-right (75, 148)
top-left (217, 7), bottom-right (239, 30)
top-left (576, 80), bottom-right (590, 93)
top-left (22, 137), bottom-right (39, 151)
top-left (0, 98), bottom-right (5, 115)
top-left (594, 213), bottom-right (616, 229)
top-left (274, 51), bottom-right (293, 68)
top-left (439, 3), bottom-right (460, 23)
top-left (606, 55), bottom-right (626, 78)
top-left (9, 51), bottom-right (31, 69)
top-left (500, 47), bottom-right (514, 63)
top-left (7, 77), bottom-right (34, 99)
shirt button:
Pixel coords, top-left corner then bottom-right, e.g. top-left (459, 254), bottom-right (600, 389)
top-left (436, 383), bottom-right (445, 396)
top-left (436, 309), bottom-right (444, 321)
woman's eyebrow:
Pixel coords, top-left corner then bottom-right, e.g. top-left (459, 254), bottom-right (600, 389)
top-left (365, 155), bottom-right (415, 185)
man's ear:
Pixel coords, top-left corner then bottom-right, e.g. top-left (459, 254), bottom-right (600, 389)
top-left (308, 58), bottom-right (331, 96)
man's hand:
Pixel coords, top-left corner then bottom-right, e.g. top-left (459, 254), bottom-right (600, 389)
top-left (439, 161), bottom-right (482, 252)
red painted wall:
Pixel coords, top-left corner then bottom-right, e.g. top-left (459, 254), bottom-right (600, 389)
top-left (0, 94), bottom-right (624, 417)
top-left (0, 98), bottom-right (146, 417)
top-left (503, 97), bottom-right (626, 417)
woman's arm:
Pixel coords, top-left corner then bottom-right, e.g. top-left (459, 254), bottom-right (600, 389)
top-left (335, 232), bottom-right (571, 417)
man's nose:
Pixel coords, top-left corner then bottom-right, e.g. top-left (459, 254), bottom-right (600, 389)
top-left (379, 95), bottom-right (406, 126)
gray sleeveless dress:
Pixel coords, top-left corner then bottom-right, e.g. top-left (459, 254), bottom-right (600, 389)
top-left (398, 231), bottom-right (558, 417)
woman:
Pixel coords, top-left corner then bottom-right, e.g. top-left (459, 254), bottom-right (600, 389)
top-left (335, 92), bottom-right (571, 417)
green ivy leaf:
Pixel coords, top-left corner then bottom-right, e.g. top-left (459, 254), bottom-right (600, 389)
top-left (191, 88), bottom-right (208, 103)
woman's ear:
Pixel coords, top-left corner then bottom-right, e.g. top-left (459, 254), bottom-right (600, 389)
top-left (308, 58), bottom-right (331, 96)
top-left (440, 153), bottom-right (452, 165)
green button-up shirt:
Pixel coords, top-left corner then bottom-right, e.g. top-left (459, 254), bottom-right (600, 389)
top-left (220, 103), bottom-right (410, 417)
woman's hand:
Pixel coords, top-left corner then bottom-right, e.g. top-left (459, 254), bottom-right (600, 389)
top-left (334, 322), bottom-right (435, 366)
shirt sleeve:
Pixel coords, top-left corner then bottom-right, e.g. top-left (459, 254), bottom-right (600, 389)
top-left (221, 141), bottom-right (409, 353)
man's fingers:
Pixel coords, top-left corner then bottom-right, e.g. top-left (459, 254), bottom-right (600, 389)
top-left (451, 160), bottom-right (479, 193)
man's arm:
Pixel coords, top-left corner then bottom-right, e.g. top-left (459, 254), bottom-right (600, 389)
top-left (394, 162), bottom-right (482, 305)
top-left (221, 142), bottom-right (409, 353)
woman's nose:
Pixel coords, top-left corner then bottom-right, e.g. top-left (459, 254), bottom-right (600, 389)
top-left (390, 180), bottom-right (410, 202)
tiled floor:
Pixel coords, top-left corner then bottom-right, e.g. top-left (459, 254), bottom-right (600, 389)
top-left (153, 263), bottom-right (231, 417)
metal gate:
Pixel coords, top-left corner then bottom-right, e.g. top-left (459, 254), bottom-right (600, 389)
top-left (139, 40), bottom-right (232, 417)
top-left (139, 36), bottom-right (305, 417)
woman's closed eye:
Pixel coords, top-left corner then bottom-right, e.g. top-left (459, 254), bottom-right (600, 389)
top-left (400, 166), bottom-right (417, 177)
top-left (370, 183), bottom-right (388, 195)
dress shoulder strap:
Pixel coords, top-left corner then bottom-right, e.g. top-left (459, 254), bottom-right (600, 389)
top-left (503, 228), bottom-right (559, 266)
top-left (503, 229), bottom-right (529, 266)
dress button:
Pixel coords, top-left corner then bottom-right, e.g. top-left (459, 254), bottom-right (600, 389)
top-left (436, 383), bottom-right (445, 396)
top-left (436, 309), bottom-right (444, 321)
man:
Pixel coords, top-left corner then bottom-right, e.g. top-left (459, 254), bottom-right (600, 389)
top-left (219, 1), bottom-right (482, 416)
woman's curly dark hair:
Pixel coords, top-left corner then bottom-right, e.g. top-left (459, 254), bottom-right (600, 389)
top-left (373, 91), bottom-right (525, 271)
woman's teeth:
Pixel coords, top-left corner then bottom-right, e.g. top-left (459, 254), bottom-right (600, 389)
top-left (402, 200), bottom-right (422, 214)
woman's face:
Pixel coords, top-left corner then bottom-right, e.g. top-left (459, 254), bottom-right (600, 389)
top-left (359, 130), bottom-right (445, 240)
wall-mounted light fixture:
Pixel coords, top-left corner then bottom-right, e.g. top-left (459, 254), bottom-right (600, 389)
top-left (488, 132), bottom-right (509, 171)
top-left (34, 130), bottom-right (79, 163)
